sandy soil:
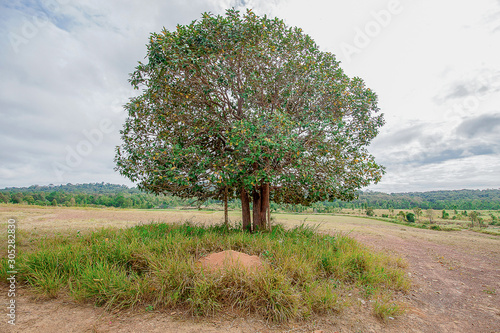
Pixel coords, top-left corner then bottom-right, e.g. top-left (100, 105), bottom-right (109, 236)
top-left (1, 205), bottom-right (499, 333)
top-left (198, 250), bottom-right (264, 273)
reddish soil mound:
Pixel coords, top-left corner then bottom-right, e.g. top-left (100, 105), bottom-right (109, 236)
top-left (198, 250), bottom-right (263, 273)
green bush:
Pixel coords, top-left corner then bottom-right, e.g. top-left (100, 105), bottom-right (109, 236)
top-left (405, 213), bottom-right (415, 223)
top-left (366, 207), bottom-right (375, 216)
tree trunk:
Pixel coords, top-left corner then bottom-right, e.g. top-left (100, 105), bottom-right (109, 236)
top-left (260, 183), bottom-right (270, 231)
top-left (252, 186), bottom-right (262, 231)
top-left (224, 186), bottom-right (229, 227)
top-left (240, 187), bottom-right (252, 232)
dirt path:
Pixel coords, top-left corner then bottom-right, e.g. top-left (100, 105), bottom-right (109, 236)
top-left (350, 229), bottom-right (500, 333)
top-left (273, 213), bottom-right (500, 332)
top-left (1, 205), bottom-right (499, 332)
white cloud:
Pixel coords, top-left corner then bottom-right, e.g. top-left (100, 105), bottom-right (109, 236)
top-left (369, 154), bottom-right (500, 192)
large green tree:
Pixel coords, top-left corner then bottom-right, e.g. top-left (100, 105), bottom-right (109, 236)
top-left (115, 9), bottom-right (385, 231)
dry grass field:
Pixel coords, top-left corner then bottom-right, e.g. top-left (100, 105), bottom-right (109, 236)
top-left (1, 204), bottom-right (499, 332)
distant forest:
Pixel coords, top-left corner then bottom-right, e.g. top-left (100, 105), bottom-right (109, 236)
top-left (1, 183), bottom-right (499, 211)
top-left (0, 183), bottom-right (500, 212)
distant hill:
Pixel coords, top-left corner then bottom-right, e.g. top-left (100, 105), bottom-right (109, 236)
top-left (1, 182), bottom-right (141, 194)
top-left (1, 183), bottom-right (499, 210)
top-left (0, 183), bottom-right (180, 209)
top-left (350, 189), bottom-right (500, 210)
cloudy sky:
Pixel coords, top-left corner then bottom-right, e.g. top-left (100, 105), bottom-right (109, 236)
top-left (1, 0), bottom-right (499, 193)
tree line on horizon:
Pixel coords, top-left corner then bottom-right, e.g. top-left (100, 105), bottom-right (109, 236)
top-left (1, 183), bottom-right (499, 211)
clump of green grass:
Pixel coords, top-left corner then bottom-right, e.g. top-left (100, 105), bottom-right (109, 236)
top-left (372, 293), bottom-right (405, 321)
top-left (0, 222), bottom-right (410, 322)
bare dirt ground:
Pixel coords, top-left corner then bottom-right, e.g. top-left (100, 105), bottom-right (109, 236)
top-left (1, 205), bottom-right (499, 333)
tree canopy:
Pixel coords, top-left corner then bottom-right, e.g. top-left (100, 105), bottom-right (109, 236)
top-left (115, 9), bottom-right (385, 230)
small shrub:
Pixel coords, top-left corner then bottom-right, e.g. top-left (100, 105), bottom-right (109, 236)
top-left (405, 213), bottom-right (415, 223)
top-left (366, 207), bottom-right (375, 216)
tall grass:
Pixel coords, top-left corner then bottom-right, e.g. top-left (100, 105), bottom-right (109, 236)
top-left (0, 222), bottom-right (410, 322)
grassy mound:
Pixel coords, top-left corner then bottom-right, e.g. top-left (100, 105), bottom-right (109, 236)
top-left (1, 222), bottom-right (409, 322)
